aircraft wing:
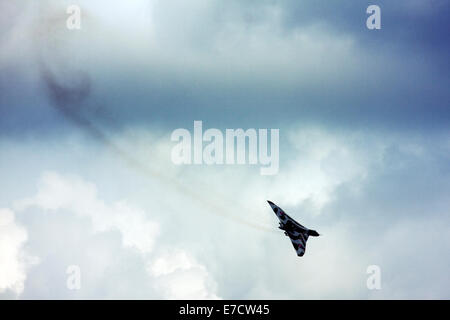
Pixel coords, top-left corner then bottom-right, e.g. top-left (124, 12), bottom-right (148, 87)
top-left (286, 230), bottom-right (309, 257)
top-left (267, 200), bottom-right (307, 232)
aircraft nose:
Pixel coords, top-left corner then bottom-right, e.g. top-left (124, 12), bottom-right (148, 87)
top-left (267, 200), bottom-right (274, 206)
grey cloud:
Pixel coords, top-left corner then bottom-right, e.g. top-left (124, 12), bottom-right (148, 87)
top-left (0, 0), bottom-right (449, 135)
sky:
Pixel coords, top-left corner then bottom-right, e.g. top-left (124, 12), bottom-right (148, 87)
top-left (0, 0), bottom-right (449, 299)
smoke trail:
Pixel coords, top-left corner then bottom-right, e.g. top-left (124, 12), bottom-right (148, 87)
top-left (35, 3), bottom-right (275, 233)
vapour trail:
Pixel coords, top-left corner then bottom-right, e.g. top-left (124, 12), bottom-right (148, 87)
top-left (33, 2), bottom-right (276, 233)
top-left (40, 63), bottom-right (274, 233)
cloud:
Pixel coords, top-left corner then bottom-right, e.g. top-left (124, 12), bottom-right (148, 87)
top-left (0, 123), bottom-right (449, 298)
top-left (0, 208), bottom-right (38, 296)
top-left (118, 126), bottom-right (450, 299)
top-left (0, 1), bottom-right (449, 299)
top-left (2, 0), bottom-right (448, 135)
top-left (13, 171), bottom-right (220, 299)
top-left (16, 171), bottom-right (160, 253)
top-left (149, 250), bottom-right (220, 300)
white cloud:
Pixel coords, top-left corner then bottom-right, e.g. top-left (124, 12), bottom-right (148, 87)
top-left (149, 250), bottom-right (220, 300)
top-left (268, 127), bottom-right (373, 210)
top-left (16, 171), bottom-right (160, 254)
top-left (13, 171), bottom-right (221, 299)
top-left (0, 208), bottom-right (38, 296)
